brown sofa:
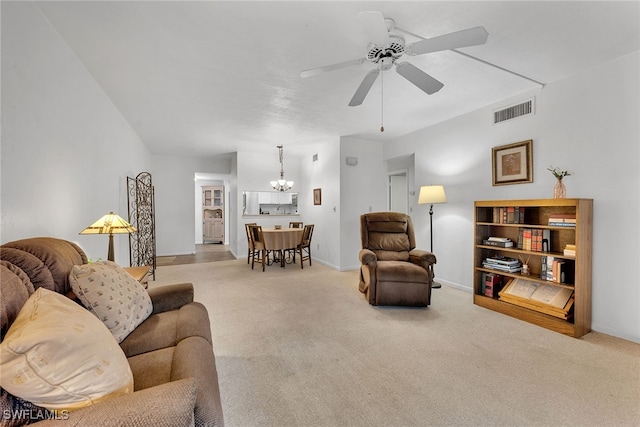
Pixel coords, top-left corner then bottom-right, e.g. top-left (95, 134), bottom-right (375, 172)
top-left (358, 212), bottom-right (437, 306)
top-left (0, 237), bottom-right (223, 426)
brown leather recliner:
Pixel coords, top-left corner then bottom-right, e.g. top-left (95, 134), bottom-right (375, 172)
top-left (358, 212), bottom-right (436, 306)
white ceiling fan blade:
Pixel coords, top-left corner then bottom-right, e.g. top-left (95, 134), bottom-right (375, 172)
top-left (395, 62), bottom-right (444, 95)
top-left (406, 26), bottom-right (489, 55)
top-left (349, 68), bottom-right (380, 106)
top-left (356, 11), bottom-right (390, 47)
top-left (300, 58), bottom-right (366, 78)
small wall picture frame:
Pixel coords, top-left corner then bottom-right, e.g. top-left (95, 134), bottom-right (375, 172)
top-left (313, 188), bottom-right (322, 205)
top-left (492, 139), bottom-right (533, 186)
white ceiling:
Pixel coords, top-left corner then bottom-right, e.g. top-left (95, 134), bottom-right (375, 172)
top-left (35, 1), bottom-right (640, 157)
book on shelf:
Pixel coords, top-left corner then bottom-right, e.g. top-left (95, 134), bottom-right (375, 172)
top-left (523, 228), bottom-right (532, 251)
top-left (548, 221), bottom-right (576, 228)
top-left (492, 207), bottom-right (526, 224)
top-left (563, 243), bottom-right (576, 257)
top-left (548, 213), bottom-right (576, 220)
top-left (499, 278), bottom-right (574, 319)
top-left (483, 272), bottom-right (503, 298)
top-left (483, 238), bottom-right (513, 248)
top-left (548, 214), bottom-right (576, 227)
top-left (541, 255), bottom-right (571, 283)
top-left (530, 283), bottom-right (573, 308)
top-left (533, 229), bottom-right (542, 252)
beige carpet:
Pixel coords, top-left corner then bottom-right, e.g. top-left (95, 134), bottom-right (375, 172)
top-left (151, 260), bottom-right (640, 427)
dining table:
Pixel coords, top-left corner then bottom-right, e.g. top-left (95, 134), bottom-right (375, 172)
top-left (261, 227), bottom-right (304, 268)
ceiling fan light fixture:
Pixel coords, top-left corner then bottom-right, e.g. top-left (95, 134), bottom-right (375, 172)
top-left (380, 57), bottom-right (394, 71)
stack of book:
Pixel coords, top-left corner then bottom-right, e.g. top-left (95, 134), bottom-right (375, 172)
top-left (482, 236), bottom-right (513, 247)
top-left (548, 213), bottom-right (576, 227)
top-left (563, 244), bottom-right (576, 257)
top-left (482, 255), bottom-right (522, 273)
top-left (517, 228), bottom-right (551, 252)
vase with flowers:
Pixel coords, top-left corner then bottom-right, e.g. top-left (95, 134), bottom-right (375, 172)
top-left (548, 166), bottom-right (571, 198)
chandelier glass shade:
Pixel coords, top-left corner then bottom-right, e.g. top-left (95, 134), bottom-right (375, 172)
top-left (270, 145), bottom-right (294, 192)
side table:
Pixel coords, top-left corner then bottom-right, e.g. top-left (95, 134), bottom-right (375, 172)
top-left (123, 265), bottom-right (151, 288)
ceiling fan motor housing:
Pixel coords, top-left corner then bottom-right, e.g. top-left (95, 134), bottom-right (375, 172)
top-left (367, 33), bottom-right (405, 67)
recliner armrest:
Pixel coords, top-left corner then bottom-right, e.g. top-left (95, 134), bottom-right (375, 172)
top-left (359, 248), bottom-right (377, 266)
top-left (35, 378), bottom-right (197, 426)
top-left (148, 283), bottom-right (194, 314)
top-left (409, 249), bottom-right (437, 268)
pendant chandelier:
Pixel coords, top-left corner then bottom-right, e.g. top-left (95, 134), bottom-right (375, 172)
top-left (270, 145), bottom-right (294, 192)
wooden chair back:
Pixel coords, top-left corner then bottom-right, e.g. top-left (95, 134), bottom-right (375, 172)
top-left (297, 224), bottom-right (314, 269)
top-left (301, 224), bottom-right (314, 246)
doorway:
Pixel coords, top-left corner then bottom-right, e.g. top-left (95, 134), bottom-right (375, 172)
top-left (388, 172), bottom-right (408, 214)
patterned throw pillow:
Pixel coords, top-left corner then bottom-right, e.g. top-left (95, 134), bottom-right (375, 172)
top-left (0, 288), bottom-right (133, 411)
top-left (0, 387), bottom-right (52, 427)
top-left (69, 261), bottom-right (153, 343)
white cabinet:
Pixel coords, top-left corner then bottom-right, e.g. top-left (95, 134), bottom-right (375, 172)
top-left (203, 186), bottom-right (224, 243)
top-left (258, 192), bottom-right (292, 204)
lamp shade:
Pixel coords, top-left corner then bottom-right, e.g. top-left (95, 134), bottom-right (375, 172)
top-left (418, 185), bottom-right (447, 205)
top-left (80, 212), bottom-right (137, 235)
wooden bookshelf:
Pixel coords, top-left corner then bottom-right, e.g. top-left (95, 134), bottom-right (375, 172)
top-left (474, 199), bottom-right (593, 338)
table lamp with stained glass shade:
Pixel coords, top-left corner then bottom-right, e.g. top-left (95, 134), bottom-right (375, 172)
top-left (80, 212), bottom-right (137, 262)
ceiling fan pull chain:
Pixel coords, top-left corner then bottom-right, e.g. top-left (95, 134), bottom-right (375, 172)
top-left (380, 70), bottom-right (385, 132)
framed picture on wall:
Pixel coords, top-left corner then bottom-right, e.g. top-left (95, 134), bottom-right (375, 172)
top-left (313, 188), bottom-right (322, 205)
top-left (492, 139), bottom-right (533, 186)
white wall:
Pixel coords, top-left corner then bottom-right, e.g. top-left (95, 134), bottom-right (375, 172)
top-left (339, 137), bottom-right (387, 270)
top-left (295, 140), bottom-right (342, 269)
top-left (386, 51), bottom-right (640, 342)
top-left (0, 2), bottom-right (151, 264)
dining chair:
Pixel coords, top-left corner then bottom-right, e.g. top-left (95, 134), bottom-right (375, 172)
top-left (248, 225), bottom-right (269, 271)
top-left (286, 222), bottom-right (303, 261)
top-left (296, 224), bottom-right (314, 269)
top-left (244, 223), bottom-right (257, 264)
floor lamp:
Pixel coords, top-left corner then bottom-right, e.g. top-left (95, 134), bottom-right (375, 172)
top-left (418, 185), bottom-right (447, 289)
top-left (80, 212), bottom-right (137, 262)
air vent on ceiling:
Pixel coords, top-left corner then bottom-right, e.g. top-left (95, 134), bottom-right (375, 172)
top-left (313, 154), bottom-right (318, 162)
top-left (493, 98), bottom-right (535, 124)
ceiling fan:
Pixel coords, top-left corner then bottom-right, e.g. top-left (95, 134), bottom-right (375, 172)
top-left (300, 11), bottom-right (489, 107)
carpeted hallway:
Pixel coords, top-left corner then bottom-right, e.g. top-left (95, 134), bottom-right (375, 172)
top-left (150, 260), bottom-right (640, 427)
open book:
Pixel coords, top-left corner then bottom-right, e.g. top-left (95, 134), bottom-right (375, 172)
top-left (499, 278), bottom-right (574, 319)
